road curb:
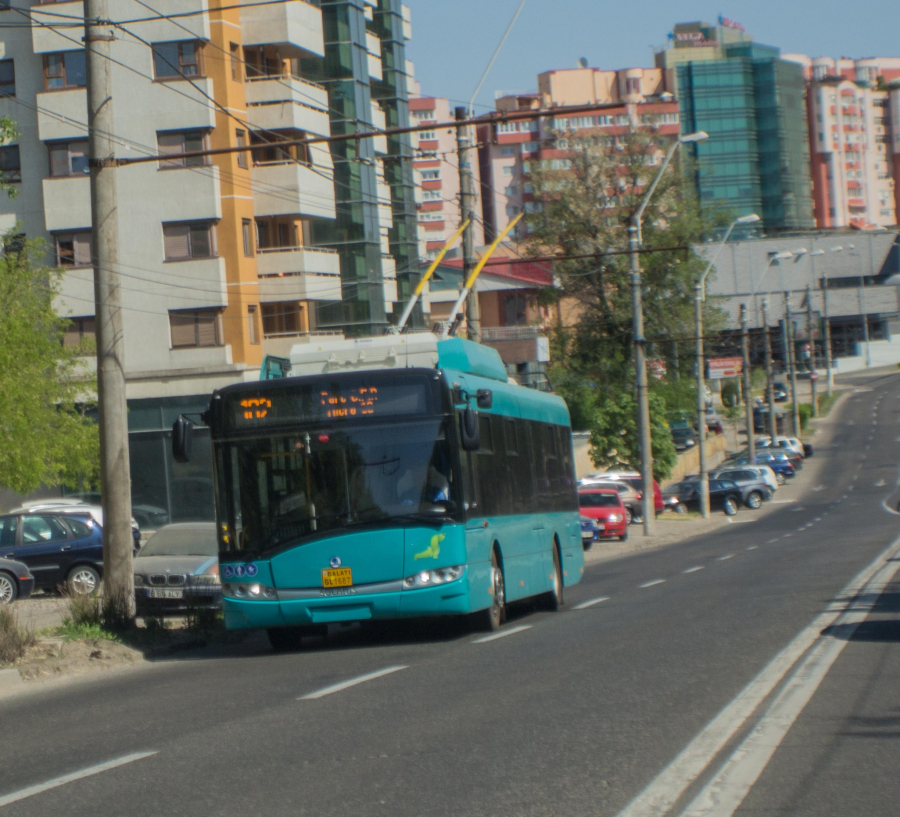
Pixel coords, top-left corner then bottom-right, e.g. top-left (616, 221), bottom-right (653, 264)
top-left (0, 668), bottom-right (23, 691)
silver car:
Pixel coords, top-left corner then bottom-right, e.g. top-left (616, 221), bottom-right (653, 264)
top-left (711, 468), bottom-right (772, 509)
top-left (133, 523), bottom-right (220, 615)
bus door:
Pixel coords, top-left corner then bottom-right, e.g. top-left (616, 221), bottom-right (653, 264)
top-left (458, 421), bottom-right (493, 607)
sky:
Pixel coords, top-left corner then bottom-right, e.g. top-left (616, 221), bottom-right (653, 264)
top-left (404, 0), bottom-right (899, 111)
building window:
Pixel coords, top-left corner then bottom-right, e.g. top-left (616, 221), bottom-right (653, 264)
top-left (48, 140), bottom-right (88, 177)
top-left (501, 146), bottom-right (516, 157)
top-left (262, 302), bottom-right (303, 335)
top-left (242, 219), bottom-right (253, 256)
top-left (419, 169), bottom-right (440, 180)
top-left (55, 231), bottom-right (92, 267)
top-left (502, 166), bottom-right (513, 176)
top-left (156, 130), bottom-right (209, 168)
top-left (230, 42), bottom-right (241, 81)
top-left (0, 145), bottom-right (21, 183)
top-left (236, 129), bottom-right (247, 168)
top-left (251, 132), bottom-right (309, 166)
top-left (0, 60), bottom-right (14, 96)
top-left (43, 51), bottom-right (86, 90)
top-left (248, 304), bottom-right (259, 344)
top-left (422, 190), bottom-right (442, 201)
top-left (418, 130), bottom-right (436, 141)
top-left (63, 317), bottom-right (96, 349)
top-left (163, 222), bottom-right (215, 261)
top-left (169, 309), bottom-right (222, 348)
top-left (152, 41), bottom-right (203, 80)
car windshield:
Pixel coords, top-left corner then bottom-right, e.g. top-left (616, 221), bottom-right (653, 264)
top-left (218, 419), bottom-right (456, 557)
top-left (579, 493), bottom-right (619, 508)
top-left (141, 528), bottom-right (217, 557)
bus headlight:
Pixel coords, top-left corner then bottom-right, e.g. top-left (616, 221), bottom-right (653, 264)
top-left (403, 565), bottom-right (466, 589)
top-left (223, 584), bottom-right (278, 600)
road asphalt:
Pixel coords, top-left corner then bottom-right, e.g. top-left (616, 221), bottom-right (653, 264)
top-left (1, 368), bottom-right (898, 816)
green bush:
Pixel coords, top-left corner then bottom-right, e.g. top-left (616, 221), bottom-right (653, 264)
top-left (797, 404), bottom-right (813, 430)
top-left (720, 380), bottom-right (741, 408)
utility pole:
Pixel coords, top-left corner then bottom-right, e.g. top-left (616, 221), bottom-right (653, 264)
top-left (762, 299), bottom-right (777, 442)
top-left (806, 284), bottom-right (817, 417)
top-left (694, 283), bottom-right (709, 518)
top-left (859, 275), bottom-right (871, 368)
top-left (455, 106), bottom-right (480, 343)
top-left (821, 275), bottom-right (833, 397)
top-left (86, 0), bottom-right (134, 618)
top-left (740, 304), bottom-right (755, 462)
top-left (784, 291), bottom-right (801, 436)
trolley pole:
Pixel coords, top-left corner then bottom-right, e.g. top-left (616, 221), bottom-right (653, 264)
top-left (694, 283), bottom-right (709, 519)
top-left (455, 106), bottom-right (480, 343)
top-left (740, 304), bottom-right (755, 461)
top-left (807, 284), bottom-right (817, 417)
top-left (86, 0), bottom-right (134, 618)
top-left (762, 299), bottom-right (777, 441)
top-left (784, 290), bottom-right (801, 436)
top-left (821, 276), bottom-right (833, 397)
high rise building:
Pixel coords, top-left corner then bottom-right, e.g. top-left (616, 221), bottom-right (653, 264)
top-left (0, 0), bottom-right (419, 520)
top-left (658, 19), bottom-right (816, 232)
top-left (782, 54), bottom-right (900, 229)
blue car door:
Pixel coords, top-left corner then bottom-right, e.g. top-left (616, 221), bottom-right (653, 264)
top-left (15, 515), bottom-right (73, 588)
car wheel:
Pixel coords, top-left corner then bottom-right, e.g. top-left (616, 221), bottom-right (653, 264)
top-left (67, 565), bottom-right (100, 596)
top-left (619, 528), bottom-right (629, 542)
top-left (776, 473), bottom-right (785, 486)
top-left (542, 543), bottom-right (564, 612)
top-left (674, 503), bottom-right (688, 515)
top-left (723, 497), bottom-right (738, 516)
top-left (746, 491), bottom-right (763, 510)
top-left (625, 507), bottom-right (634, 525)
top-left (473, 549), bottom-right (506, 632)
top-left (632, 508), bottom-right (644, 525)
top-left (0, 572), bottom-right (17, 605)
top-left (267, 627), bottom-right (310, 652)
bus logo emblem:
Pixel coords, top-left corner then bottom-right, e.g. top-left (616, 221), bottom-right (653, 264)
top-left (329, 556), bottom-right (342, 568)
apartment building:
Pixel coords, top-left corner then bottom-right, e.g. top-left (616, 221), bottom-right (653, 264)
top-left (476, 67), bottom-right (681, 240)
top-left (783, 55), bottom-right (900, 229)
top-left (658, 20), bottom-right (816, 232)
top-left (0, 0), bottom-right (419, 522)
top-left (408, 95), bottom-right (484, 260)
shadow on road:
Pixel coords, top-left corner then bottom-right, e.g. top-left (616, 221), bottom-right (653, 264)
top-left (823, 584), bottom-right (900, 643)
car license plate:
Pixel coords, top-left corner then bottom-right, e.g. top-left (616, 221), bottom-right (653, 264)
top-left (149, 588), bottom-right (183, 599)
top-left (595, 523), bottom-right (605, 530)
top-left (321, 568), bottom-right (352, 588)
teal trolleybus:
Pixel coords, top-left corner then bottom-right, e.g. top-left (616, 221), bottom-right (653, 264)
top-left (176, 334), bottom-right (584, 650)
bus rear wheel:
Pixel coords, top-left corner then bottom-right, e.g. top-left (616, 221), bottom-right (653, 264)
top-left (542, 543), bottom-right (564, 611)
top-left (474, 550), bottom-right (506, 632)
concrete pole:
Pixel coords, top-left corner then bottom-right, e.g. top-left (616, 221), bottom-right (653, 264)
top-left (454, 107), bottom-right (480, 343)
top-left (694, 284), bottom-right (709, 518)
top-left (629, 221), bottom-right (655, 536)
top-left (741, 304), bottom-right (755, 462)
top-left (859, 276), bottom-right (871, 368)
top-left (806, 284), bottom-right (817, 417)
top-left (762, 299), bottom-right (777, 441)
top-left (85, 0), bottom-right (134, 619)
top-left (821, 275), bottom-right (833, 397)
top-left (785, 290), bottom-right (801, 436)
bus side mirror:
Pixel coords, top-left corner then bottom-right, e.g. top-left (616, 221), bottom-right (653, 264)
top-left (476, 389), bottom-right (493, 409)
top-left (459, 407), bottom-right (480, 451)
top-left (172, 416), bottom-right (194, 463)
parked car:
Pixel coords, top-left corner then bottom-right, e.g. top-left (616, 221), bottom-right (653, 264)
top-left (675, 479), bottom-right (743, 515)
top-left (585, 473), bottom-right (665, 522)
top-left (581, 516), bottom-right (598, 548)
top-left (728, 463), bottom-right (779, 493)
top-left (757, 436), bottom-right (805, 459)
top-left (671, 427), bottom-right (698, 451)
top-left (711, 468), bottom-right (773, 509)
top-left (772, 382), bottom-right (789, 402)
top-left (661, 487), bottom-right (687, 514)
top-left (578, 488), bottom-right (628, 542)
top-left (732, 451), bottom-right (795, 484)
top-left (755, 439), bottom-right (803, 470)
top-left (753, 406), bottom-right (787, 434)
top-left (704, 409), bottom-right (724, 435)
top-left (133, 523), bottom-right (220, 615)
top-left (0, 511), bottom-right (103, 595)
top-left (12, 500), bottom-right (142, 552)
top-left (63, 491), bottom-right (170, 531)
top-left (0, 557), bottom-right (35, 604)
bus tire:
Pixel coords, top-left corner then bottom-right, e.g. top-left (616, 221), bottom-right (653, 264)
top-left (473, 549), bottom-right (506, 632)
top-left (267, 626), bottom-right (309, 652)
top-left (542, 541), bottom-right (564, 611)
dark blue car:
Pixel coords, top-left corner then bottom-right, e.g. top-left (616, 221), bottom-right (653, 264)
top-left (0, 512), bottom-right (104, 595)
top-left (0, 557), bottom-right (35, 604)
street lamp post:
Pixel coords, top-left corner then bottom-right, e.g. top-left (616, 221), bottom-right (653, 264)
top-left (758, 251), bottom-right (793, 439)
top-left (629, 130), bottom-right (708, 536)
top-left (695, 213), bottom-right (759, 518)
top-left (823, 246), bottom-right (843, 396)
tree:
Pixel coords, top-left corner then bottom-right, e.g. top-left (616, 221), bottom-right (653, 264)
top-left (0, 231), bottom-right (100, 494)
top-left (587, 391), bottom-right (677, 482)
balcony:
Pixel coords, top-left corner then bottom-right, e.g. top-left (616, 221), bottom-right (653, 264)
top-left (245, 76), bottom-right (330, 135)
top-left (251, 161), bottom-right (336, 219)
top-left (258, 272), bottom-right (342, 303)
top-left (240, 0), bottom-right (325, 56)
top-left (36, 89), bottom-right (87, 142)
top-left (256, 246), bottom-right (340, 277)
top-left (42, 176), bottom-right (90, 231)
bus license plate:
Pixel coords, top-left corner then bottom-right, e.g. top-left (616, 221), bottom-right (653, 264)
top-left (149, 588), bottom-right (183, 599)
top-left (321, 568), bottom-right (352, 588)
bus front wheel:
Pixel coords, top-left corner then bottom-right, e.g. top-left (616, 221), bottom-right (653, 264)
top-left (474, 550), bottom-right (506, 632)
top-left (542, 543), bottom-right (564, 612)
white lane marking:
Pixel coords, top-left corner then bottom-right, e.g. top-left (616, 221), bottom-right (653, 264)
top-left (733, 519), bottom-right (757, 524)
top-left (614, 532), bottom-right (900, 817)
top-left (639, 579), bottom-right (666, 589)
top-left (574, 597), bottom-right (610, 610)
top-left (0, 752), bottom-right (157, 809)
top-left (783, 533), bottom-right (793, 539)
top-left (875, 479), bottom-right (886, 487)
top-left (772, 499), bottom-right (797, 504)
top-left (811, 485), bottom-right (826, 492)
top-left (767, 538), bottom-right (779, 544)
top-left (679, 547), bottom-right (900, 817)
top-left (299, 666), bottom-right (408, 699)
top-left (717, 554), bottom-right (734, 562)
top-left (746, 546), bottom-right (759, 551)
top-left (683, 566), bottom-right (704, 574)
top-left (472, 625), bottom-right (532, 644)
top-left (814, 517), bottom-right (822, 523)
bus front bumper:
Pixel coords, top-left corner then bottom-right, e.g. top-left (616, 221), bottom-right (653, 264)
top-left (223, 579), bottom-right (473, 630)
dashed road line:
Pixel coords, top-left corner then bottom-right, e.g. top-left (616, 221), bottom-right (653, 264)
top-left (767, 538), bottom-right (779, 544)
top-left (683, 566), bottom-right (704, 574)
top-left (717, 554), bottom-right (735, 562)
top-left (746, 546), bottom-right (759, 551)
top-left (299, 666), bottom-right (408, 699)
top-left (472, 626), bottom-right (532, 644)
top-left (574, 597), bottom-right (610, 610)
top-left (639, 579), bottom-right (666, 589)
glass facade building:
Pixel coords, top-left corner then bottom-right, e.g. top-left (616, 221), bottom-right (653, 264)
top-left (675, 38), bottom-right (816, 231)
